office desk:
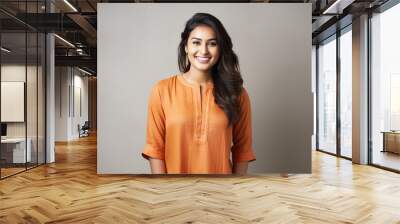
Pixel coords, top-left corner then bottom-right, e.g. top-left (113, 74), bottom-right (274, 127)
top-left (1, 138), bottom-right (32, 163)
top-left (381, 131), bottom-right (400, 154)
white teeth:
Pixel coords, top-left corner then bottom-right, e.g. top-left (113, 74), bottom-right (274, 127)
top-left (196, 56), bottom-right (210, 63)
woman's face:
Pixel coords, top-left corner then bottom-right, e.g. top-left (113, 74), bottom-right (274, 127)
top-left (185, 25), bottom-right (220, 73)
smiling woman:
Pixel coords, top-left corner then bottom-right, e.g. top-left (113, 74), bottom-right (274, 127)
top-left (141, 13), bottom-right (256, 174)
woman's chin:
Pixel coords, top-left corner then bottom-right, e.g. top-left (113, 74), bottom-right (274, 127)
top-left (193, 64), bottom-right (213, 72)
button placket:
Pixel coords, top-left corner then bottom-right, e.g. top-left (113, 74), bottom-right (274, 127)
top-left (193, 84), bottom-right (209, 143)
top-left (179, 74), bottom-right (211, 144)
top-left (196, 85), bottom-right (201, 141)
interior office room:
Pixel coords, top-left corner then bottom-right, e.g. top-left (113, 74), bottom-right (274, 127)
top-left (0, 0), bottom-right (399, 223)
top-left (0, 7), bottom-right (47, 178)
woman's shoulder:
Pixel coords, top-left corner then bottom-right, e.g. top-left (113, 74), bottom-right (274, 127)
top-left (240, 86), bottom-right (249, 97)
top-left (238, 87), bottom-right (250, 104)
top-left (152, 74), bottom-right (180, 90)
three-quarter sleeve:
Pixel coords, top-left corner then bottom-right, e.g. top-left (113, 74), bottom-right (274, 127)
top-left (231, 88), bottom-right (256, 163)
top-left (142, 84), bottom-right (166, 160)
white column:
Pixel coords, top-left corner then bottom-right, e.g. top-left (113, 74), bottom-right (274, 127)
top-left (46, 32), bottom-right (55, 163)
top-left (45, 0), bottom-right (56, 163)
top-left (352, 14), bottom-right (369, 164)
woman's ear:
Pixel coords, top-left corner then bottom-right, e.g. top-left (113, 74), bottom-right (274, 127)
top-left (184, 45), bottom-right (188, 54)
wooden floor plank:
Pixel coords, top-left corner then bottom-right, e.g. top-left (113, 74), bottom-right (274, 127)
top-left (0, 134), bottom-right (399, 223)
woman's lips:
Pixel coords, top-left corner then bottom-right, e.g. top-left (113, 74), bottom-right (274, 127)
top-left (196, 56), bottom-right (211, 63)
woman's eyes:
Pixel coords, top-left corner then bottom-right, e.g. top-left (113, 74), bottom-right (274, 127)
top-left (192, 41), bottom-right (217, 46)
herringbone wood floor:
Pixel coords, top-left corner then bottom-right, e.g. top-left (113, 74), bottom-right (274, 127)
top-left (1, 134), bottom-right (400, 224)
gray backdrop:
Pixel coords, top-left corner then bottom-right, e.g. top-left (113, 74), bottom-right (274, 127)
top-left (98, 3), bottom-right (312, 174)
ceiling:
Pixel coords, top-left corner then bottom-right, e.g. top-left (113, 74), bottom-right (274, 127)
top-left (0, 0), bottom-right (392, 75)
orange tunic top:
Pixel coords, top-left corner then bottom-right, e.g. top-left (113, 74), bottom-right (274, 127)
top-left (142, 74), bottom-right (256, 174)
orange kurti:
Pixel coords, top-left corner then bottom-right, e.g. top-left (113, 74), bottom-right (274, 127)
top-left (142, 74), bottom-right (255, 174)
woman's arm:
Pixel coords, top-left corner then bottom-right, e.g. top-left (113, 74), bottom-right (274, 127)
top-left (231, 89), bottom-right (255, 174)
top-left (232, 161), bottom-right (248, 175)
top-left (142, 85), bottom-right (167, 174)
top-left (149, 158), bottom-right (167, 174)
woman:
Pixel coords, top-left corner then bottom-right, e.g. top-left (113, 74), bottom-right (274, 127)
top-left (142, 13), bottom-right (256, 174)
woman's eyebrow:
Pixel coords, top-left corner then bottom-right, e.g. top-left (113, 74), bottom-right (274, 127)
top-left (190, 37), bottom-right (217, 41)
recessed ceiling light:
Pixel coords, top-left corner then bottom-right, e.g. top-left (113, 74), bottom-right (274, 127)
top-left (323, 0), bottom-right (355, 15)
top-left (1, 47), bottom-right (11, 53)
top-left (63, 0), bottom-right (78, 12)
top-left (54, 34), bottom-right (75, 48)
top-left (78, 67), bottom-right (93, 76)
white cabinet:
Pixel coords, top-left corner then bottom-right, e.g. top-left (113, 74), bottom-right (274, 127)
top-left (1, 138), bottom-right (32, 163)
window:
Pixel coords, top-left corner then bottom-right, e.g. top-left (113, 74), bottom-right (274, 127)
top-left (371, 2), bottom-right (400, 171)
top-left (318, 36), bottom-right (337, 154)
top-left (340, 28), bottom-right (352, 158)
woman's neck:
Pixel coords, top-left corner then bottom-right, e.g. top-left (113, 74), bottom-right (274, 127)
top-left (183, 69), bottom-right (212, 86)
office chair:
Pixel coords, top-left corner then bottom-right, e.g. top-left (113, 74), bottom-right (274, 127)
top-left (79, 121), bottom-right (90, 138)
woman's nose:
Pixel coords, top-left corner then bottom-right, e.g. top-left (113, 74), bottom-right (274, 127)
top-left (200, 44), bottom-right (209, 54)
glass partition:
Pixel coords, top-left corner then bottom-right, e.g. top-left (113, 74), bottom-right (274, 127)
top-left (1, 31), bottom-right (28, 177)
top-left (38, 32), bottom-right (45, 165)
top-left (27, 31), bottom-right (38, 169)
top-left (0, 1), bottom-right (46, 179)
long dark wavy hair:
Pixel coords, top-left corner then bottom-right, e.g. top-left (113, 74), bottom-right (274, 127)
top-left (178, 13), bottom-right (243, 126)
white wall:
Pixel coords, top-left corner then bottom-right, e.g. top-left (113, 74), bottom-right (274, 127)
top-left (55, 67), bottom-right (89, 141)
top-left (98, 3), bottom-right (313, 174)
top-left (1, 82), bottom-right (24, 122)
top-left (312, 45), bottom-right (317, 151)
top-left (55, 67), bottom-right (70, 141)
top-left (1, 65), bottom-right (39, 138)
top-left (72, 73), bottom-right (89, 138)
top-left (1, 64), bottom-right (46, 164)
top-left (1, 66), bottom-right (26, 127)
